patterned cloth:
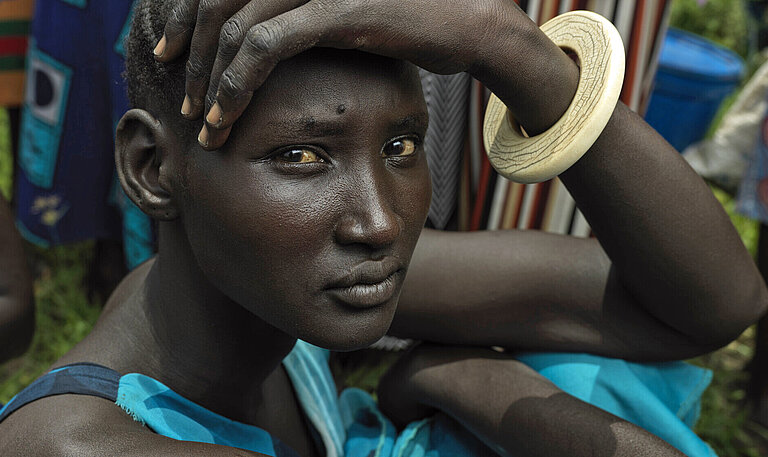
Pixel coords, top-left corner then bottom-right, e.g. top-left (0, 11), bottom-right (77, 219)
top-left (0, 0), bottom-right (33, 107)
top-left (14, 0), bottom-right (153, 268)
top-left (0, 340), bottom-right (715, 457)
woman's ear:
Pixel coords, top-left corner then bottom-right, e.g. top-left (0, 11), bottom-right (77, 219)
top-left (115, 109), bottom-right (179, 221)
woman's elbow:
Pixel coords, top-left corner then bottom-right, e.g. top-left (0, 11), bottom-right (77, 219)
top-left (689, 275), bottom-right (768, 350)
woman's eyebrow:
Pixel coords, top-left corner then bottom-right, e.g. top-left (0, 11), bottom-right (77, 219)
top-left (394, 113), bottom-right (429, 132)
top-left (264, 112), bottom-right (429, 138)
top-left (265, 116), bottom-right (345, 137)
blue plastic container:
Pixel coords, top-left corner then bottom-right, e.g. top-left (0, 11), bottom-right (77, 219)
top-left (644, 28), bottom-right (744, 151)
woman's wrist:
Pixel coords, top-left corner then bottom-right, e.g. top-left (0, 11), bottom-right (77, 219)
top-left (470, 13), bottom-right (580, 136)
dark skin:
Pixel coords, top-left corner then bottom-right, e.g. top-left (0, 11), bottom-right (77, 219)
top-left (0, 193), bottom-right (34, 363)
top-left (1, 1), bottom-right (767, 456)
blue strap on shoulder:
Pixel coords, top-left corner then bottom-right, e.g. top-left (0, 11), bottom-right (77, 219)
top-left (0, 362), bottom-right (120, 423)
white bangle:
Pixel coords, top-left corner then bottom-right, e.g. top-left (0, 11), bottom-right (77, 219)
top-left (483, 10), bottom-right (625, 184)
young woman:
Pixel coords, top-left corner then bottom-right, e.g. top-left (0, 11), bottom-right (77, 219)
top-left (0, 1), bottom-right (764, 455)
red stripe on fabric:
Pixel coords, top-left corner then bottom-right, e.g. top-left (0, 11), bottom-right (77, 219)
top-left (530, 180), bottom-right (553, 229)
top-left (638, 0), bottom-right (669, 112)
top-left (470, 156), bottom-right (491, 231)
top-left (470, 81), bottom-right (491, 231)
top-left (0, 36), bottom-right (27, 57)
top-left (458, 140), bottom-right (471, 231)
top-left (621, 0), bottom-right (645, 106)
top-left (549, 1), bottom-right (559, 19)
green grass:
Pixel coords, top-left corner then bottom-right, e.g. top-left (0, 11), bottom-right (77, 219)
top-left (670, 0), bottom-right (749, 58)
top-left (0, 242), bottom-right (101, 402)
top-left (692, 326), bottom-right (768, 456)
top-left (0, 108), bottom-right (12, 201)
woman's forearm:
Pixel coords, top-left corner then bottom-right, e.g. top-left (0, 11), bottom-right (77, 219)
top-left (559, 103), bottom-right (767, 346)
top-left (379, 346), bottom-right (685, 457)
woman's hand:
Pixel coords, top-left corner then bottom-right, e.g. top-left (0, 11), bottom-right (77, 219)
top-left (154, 0), bottom-right (565, 150)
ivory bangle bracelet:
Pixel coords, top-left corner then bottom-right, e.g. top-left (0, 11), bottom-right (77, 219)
top-left (483, 10), bottom-right (625, 183)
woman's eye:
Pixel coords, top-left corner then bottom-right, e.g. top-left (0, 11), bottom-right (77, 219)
top-left (382, 137), bottom-right (418, 158)
top-left (277, 148), bottom-right (324, 163)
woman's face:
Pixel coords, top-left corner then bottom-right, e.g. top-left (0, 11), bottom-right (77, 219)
top-left (178, 50), bottom-right (431, 351)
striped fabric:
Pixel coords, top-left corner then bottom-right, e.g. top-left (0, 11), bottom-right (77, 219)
top-left (0, 0), bottom-right (33, 106)
top-left (419, 70), bottom-right (471, 229)
top-left (447, 0), bottom-right (671, 234)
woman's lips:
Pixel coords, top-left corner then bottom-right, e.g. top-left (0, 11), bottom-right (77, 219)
top-left (325, 260), bottom-right (402, 308)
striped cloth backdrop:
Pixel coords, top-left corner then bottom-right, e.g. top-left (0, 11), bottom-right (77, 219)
top-left (419, 0), bottom-right (670, 234)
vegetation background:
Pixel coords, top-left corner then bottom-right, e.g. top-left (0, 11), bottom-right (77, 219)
top-left (1, 0), bottom-right (767, 455)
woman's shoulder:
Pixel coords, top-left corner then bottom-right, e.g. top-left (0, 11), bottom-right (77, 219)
top-left (0, 363), bottom-right (284, 457)
top-left (0, 390), bottom-right (271, 456)
top-left (0, 386), bottom-right (150, 456)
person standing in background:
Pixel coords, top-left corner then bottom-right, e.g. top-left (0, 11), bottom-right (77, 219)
top-left (13, 0), bottom-right (152, 301)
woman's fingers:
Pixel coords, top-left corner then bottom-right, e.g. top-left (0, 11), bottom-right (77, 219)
top-left (154, 0), bottom-right (201, 62)
top-left (182, 0), bottom-right (250, 119)
top-left (199, 1), bottom-right (346, 150)
top-left (203, 0), bottom-right (309, 125)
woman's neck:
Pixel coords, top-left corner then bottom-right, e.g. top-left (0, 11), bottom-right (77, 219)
top-left (71, 221), bottom-right (299, 423)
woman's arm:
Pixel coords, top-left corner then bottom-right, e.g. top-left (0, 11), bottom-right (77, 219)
top-left (0, 194), bottom-right (33, 362)
top-left (378, 344), bottom-right (686, 457)
top-left (388, 5), bottom-right (767, 358)
top-left (393, 38), bottom-right (767, 358)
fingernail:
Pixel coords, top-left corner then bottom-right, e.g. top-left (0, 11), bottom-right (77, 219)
top-left (198, 125), bottom-right (209, 147)
top-left (206, 102), bottom-right (222, 126)
top-left (181, 95), bottom-right (192, 116)
top-left (153, 35), bottom-right (167, 57)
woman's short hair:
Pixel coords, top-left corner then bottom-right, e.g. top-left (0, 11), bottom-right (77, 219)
top-left (124, 0), bottom-right (186, 115)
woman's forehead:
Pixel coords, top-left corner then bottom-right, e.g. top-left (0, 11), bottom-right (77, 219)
top-left (239, 49), bottom-right (427, 132)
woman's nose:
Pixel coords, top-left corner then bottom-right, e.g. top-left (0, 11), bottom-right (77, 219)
top-left (334, 187), bottom-right (403, 249)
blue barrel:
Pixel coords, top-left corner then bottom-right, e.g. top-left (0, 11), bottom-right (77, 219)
top-left (644, 28), bottom-right (744, 152)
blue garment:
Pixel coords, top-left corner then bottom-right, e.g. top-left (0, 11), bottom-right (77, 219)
top-left (15, 0), bottom-right (153, 269)
top-left (0, 342), bottom-right (715, 456)
top-left (517, 352), bottom-right (716, 457)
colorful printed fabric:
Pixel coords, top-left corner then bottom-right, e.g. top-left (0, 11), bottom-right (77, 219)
top-left (0, 340), bottom-right (715, 457)
top-left (14, 0), bottom-right (154, 269)
top-left (0, 0), bottom-right (33, 107)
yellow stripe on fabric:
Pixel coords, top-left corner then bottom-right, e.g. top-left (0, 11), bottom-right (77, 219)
top-left (0, 0), bottom-right (35, 21)
top-left (0, 71), bottom-right (25, 107)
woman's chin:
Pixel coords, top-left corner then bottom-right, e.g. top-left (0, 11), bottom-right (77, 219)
top-left (298, 317), bottom-right (393, 352)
